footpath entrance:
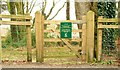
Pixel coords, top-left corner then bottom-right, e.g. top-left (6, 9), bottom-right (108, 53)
top-left (1, 11), bottom-right (118, 63)
top-left (34, 11), bottom-right (95, 63)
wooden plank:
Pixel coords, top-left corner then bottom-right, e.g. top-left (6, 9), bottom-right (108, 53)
top-left (44, 55), bottom-right (75, 58)
top-left (35, 11), bottom-right (44, 63)
top-left (81, 16), bottom-right (87, 61)
top-left (0, 21), bottom-right (31, 25)
top-left (44, 38), bottom-right (82, 42)
top-left (98, 17), bottom-right (118, 22)
top-left (0, 14), bottom-right (32, 19)
top-left (44, 47), bottom-right (82, 52)
top-left (26, 26), bottom-right (32, 62)
top-left (86, 11), bottom-right (95, 62)
top-left (44, 20), bottom-right (84, 24)
top-left (44, 29), bottom-right (82, 33)
top-left (97, 17), bottom-right (103, 61)
top-left (98, 25), bottom-right (119, 29)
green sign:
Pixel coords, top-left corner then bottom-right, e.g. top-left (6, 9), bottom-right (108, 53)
top-left (60, 22), bottom-right (72, 38)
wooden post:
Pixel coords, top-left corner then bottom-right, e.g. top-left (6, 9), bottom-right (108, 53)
top-left (35, 11), bottom-right (44, 62)
top-left (26, 25), bottom-right (32, 62)
top-left (97, 16), bottom-right (103, 61)
top-left (82, 16), bottom-right (87, 62)
top-left (86, 11), bottom-right (95, 62)
top-left (0, 28), bottom-right (1, 62)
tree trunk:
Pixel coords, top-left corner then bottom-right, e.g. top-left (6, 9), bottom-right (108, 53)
top-left (75, 1), bottom-right (98, 61)
top-left (15, 2), bottom-right (25, 41)
top-left (9, 2), bottom-right (18, 42)
top-left (8, 1), bottom-right (25, 42)
top-left (75, 2), bottom-right (90, 47)
top-left (75, 2), bottom-right (90, 20)
top-left (66, 0), bottom-right (70, 20)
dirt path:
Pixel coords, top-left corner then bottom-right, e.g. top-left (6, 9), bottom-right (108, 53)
top-left (1, 62), bottom-right (118, 68)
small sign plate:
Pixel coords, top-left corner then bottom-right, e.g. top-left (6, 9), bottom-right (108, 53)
top-left (60, 22), bottom-right (72, 38)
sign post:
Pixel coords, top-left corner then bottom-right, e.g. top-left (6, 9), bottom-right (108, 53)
top-left (60, 22), bottom-right (72, 38)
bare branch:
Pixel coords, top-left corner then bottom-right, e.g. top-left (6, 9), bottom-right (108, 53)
top-left (28, 0), bottom-right (34, 11)
top-left (53, 0), bottom-right (55, 6)
top-left (55, 0), bottom-right (61, 4)
top-left (26, 0), bottom-right (29, 13)
top-left (42, 0), bottom-right (47, 14)
top-left (49, 2), bottom-right (66, 20)
top-left (29, 0), bottom-right (37, 13)
top-left (45, 0), bottom-right (55, 19)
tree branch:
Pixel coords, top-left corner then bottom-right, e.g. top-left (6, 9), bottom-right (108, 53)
top-left (55, 0), bottom-right (61, 4)
top-left (28, 0), bottom-right (34, 11)
top-left (42, 0), bottom-right (47, 15)
top-left (29, 0), bottom-right (37, 13)
top-left (45, 0), bottom-right (55, 19)
top-left (49, 2), bottom-right (66, 20)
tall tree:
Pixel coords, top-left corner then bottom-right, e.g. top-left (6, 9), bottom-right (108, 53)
top-left (75, 2), bottom-right (90, 20)
top-left (66, 0), bottom-right (70, 20)
top-left (7, 1), bottom-right (17, 42)
top-left (6, 0), bottom-right (66, 47)
top-left (74, 0), bottom-right (98, 61)
top-left (7, 0), bottom-right (25, 43)
top-left (118, 1), bottom-right (120, 37)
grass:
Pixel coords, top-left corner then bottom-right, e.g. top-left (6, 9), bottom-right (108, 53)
top-left (2, 47), bottom-right (27, 61)
top-left (2, 46), bottom-right (118, 66)
top-left (2, 46), bottom-right (78, 63)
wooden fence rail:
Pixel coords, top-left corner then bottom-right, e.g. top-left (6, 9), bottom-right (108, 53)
top-left (0, 14), bottom-right (32, 19)
top-left (0, 14), bottom-right (32, 62)
top-left (97, 16), bottom-right (119, 61)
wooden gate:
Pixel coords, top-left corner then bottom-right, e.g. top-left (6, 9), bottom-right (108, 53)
top-left (35, 11), bottom-right (95, 63)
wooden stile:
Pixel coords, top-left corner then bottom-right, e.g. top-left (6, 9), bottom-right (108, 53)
top-left (86, 11), bottom-right (95, 62)
top-left (35, 11), bottom-right (44, 63)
